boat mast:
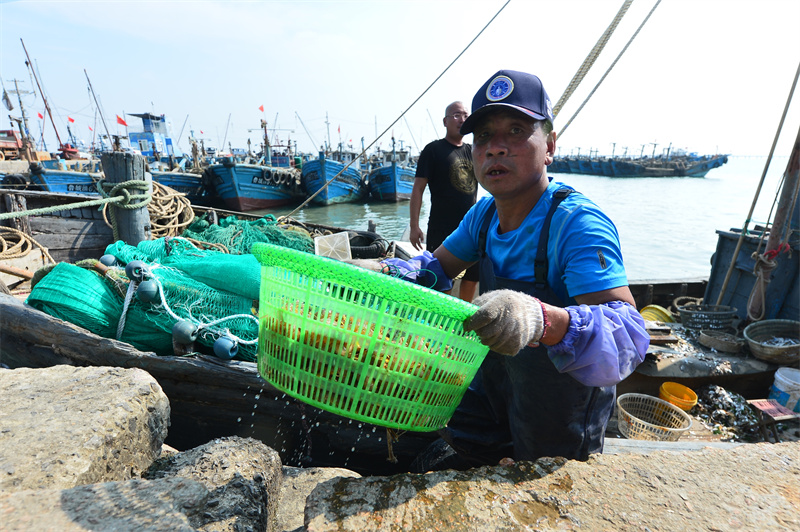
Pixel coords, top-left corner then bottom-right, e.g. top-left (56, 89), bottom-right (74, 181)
top-left (20, 39), bottom-right (64, 149)
top-left (8, 78), bottom-right (37, 159)
top-left (325, 112), bottom-right (331, 153)
top-left (84, 70), bottom-right (112, 149)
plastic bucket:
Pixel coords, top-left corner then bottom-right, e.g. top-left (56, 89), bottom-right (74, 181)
top-left (768, 367), bottom-right (800, 413)
top-left (640, 305), bottom-right (674, 323)
top-left (659, 381), bottom-right (698, 411)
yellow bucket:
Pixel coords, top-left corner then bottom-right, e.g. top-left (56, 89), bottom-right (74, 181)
top-left (640, 304), bottom-right (674, 323)
top-left (659, 381), bottom-right (698, 411)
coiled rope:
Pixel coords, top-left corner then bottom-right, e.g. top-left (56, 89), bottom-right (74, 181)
top-left (101, 181), bottom-right (194, 239)
top-left (0, 226), bottom-right (56, 264)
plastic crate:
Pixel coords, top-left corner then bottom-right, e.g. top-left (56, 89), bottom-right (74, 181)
top-left (252, 242), bottom-right (489, 432)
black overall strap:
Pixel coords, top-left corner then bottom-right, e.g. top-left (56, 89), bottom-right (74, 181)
top-left (533, 188), bottom-right (572, 290)
top-left (477, 201), bottom-right (497, 259)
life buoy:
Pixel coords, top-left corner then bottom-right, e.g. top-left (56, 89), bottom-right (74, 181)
top-left (348, 230), bottom-right (389, 259)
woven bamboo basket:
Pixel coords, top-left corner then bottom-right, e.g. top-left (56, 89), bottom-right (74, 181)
top-left (743, 320), bottom-right (800, 365)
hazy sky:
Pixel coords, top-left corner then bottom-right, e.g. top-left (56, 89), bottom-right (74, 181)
top-left (2, 0), bottom-right (799, 158)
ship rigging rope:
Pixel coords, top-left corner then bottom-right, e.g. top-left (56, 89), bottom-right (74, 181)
top-left (557, 0), bottom-right (662, 138)
top-left (552, 0), bottom-right (633, 118)
top-left (714, 59), bottom-right (800, 307)
top-left (0, 179), bottom-right (150, 221)
top-left (284, 0), bottom-right (511, 218)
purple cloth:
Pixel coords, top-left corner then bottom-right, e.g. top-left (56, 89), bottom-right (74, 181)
top-left (381, 251), bottom-right (453, 292)
top-left (546, 301), bottom-right (649, 387)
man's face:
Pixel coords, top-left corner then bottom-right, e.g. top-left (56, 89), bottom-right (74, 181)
top-left (471, 108), bottom-right (554, 199)
top-left (443, 103), bottom-right (469, 137)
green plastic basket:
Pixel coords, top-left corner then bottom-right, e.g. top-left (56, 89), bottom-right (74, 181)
top-left (252, 242), bottom-right (489, 432)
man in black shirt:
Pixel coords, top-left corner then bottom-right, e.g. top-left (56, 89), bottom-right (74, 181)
top-left (409, 101), bottom-right (479, 301)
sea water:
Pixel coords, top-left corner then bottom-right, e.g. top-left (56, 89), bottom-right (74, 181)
top-left (256, 156), bottom-right (791, 282)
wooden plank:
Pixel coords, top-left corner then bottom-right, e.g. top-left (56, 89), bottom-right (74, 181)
top-left (0, 248), bottom-right (43, 284)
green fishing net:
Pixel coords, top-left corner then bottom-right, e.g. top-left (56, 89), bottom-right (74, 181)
top-left (25, 214), bottom-right (320, 362)
top-left (182, 214), bottom-right (315, 255)
top-left (27, 262), bottom-right (122, 339)
top-left (27, 248), bottom-right (260, 361)
top-left (105, 238), bottom-right (261, 301)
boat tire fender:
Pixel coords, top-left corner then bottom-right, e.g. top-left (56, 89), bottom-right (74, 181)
top-left (1, 174), bottom-right (28, 187)
top-left (349, 230), bottom-right (388, 259)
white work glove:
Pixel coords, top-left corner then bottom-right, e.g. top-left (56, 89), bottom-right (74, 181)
top-left (464, 289), bottom-right (545, 356)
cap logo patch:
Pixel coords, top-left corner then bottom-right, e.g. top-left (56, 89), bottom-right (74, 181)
top-left (486, 75), bottom-right (514, 102)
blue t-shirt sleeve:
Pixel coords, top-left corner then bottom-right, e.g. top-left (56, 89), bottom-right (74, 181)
top-left (552, 201), bottom-right (628, 299)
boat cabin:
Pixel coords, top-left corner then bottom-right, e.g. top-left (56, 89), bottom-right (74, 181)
top-left (128, 113), bottom-right (182, 159)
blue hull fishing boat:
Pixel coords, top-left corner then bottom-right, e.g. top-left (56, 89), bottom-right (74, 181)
top-left (150, 170), bottom-right (209, 205)
top-left (551, 150), bottom-right (729, 178)
top-left (368, 139), bottom-right (415, 202)
top-left (301, 148), bottom-right (366, 205)
top-left (28, 163), bottom-right (101, 195)
top-left (204, 159), bottom-right (302, 211)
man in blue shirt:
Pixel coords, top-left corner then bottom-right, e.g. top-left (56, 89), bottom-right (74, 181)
top-left (411, 70), bottom-right (649, 469)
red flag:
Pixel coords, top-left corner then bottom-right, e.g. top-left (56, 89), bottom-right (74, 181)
top-left (258, 105), bottom-right (264, 112)
top-left (68, 116), bottom-right (75, 123)
top-left (116, 115), bottom-right (127, 126)
top-left (88, 125), bottom-right (93, 131)
top-left (200, 130), bottom-right (204, 134)
top-left (37, 112), bottom-right (44, 119)
top-left (338, 125), bottom-right (341, 134)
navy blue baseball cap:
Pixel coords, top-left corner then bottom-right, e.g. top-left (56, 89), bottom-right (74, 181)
top-left (460, 70), bottom-right (554, 134)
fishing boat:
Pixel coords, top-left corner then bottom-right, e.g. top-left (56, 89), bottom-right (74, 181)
top-left (203, 158), bottom-right (303, 211)
top-left (367, 138), bottom-right (416, 202)
top-left (149, 169), bottom-right (209, 205)
top-left (301, 145), bottom-right (367, 205)
top-left (552, 149), bottom-right (729, 178)
top-left (27, 161), bottom-right (102, 195)
top-left (0, 183), bottom-right (424, 475)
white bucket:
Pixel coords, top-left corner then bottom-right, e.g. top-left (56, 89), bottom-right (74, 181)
top-left (767, 367), bottom-right (800, 413)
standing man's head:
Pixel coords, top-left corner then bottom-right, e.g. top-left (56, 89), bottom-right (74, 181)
top-left (443, 101), bottom-right (469, 145)
top-left (460, 70), bottom-right (556, 200)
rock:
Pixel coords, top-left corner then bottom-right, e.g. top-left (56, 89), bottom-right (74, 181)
top-left (0, 365), bottom-right (170, 493)
top-left (304, 444), bottom-right (800, 531)
top-left (278, 466), bottom-right (361, 532)
top-left (144, 436), bottom-right (283, 532)
top-left (0, 477), bottom-right (209, 531)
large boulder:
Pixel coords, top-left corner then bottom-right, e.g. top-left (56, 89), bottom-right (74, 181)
top-left (304, 443), bottom-right (800, 531)
top-left (278, 466), bottom-right (361, 532)
top-left (0, 477), bottom-right (208, 531)
top-left (0, 365), bottom-right (170, 492)
top-left (144, 436), bottom-right (283, 532)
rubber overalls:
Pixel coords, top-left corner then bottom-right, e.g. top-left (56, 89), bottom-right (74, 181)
top-left (441, 188), bottom-right (616, 467)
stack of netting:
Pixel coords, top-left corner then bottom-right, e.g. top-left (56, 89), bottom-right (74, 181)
top-left (182, 214), bottom-right (316, 255)
top-left (26, 236), bottom-right (286, 361)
